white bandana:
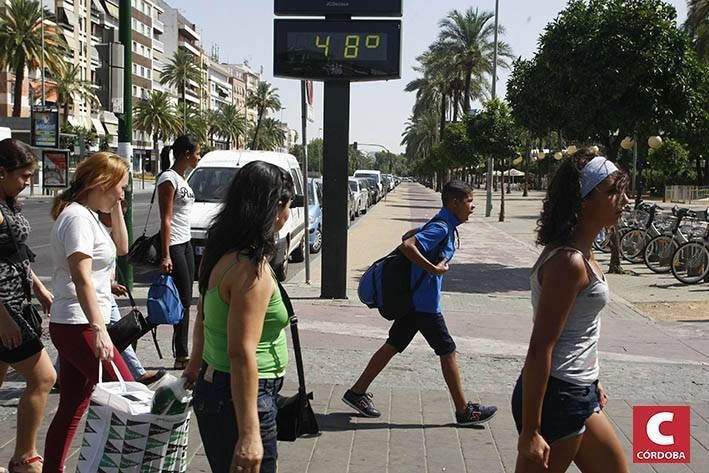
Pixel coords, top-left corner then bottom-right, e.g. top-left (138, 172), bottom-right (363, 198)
top-left (580, 156), bottom-right (618, 197)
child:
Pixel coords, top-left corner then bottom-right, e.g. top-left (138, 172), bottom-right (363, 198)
top-left (343, 180), bottom-right (497, 426)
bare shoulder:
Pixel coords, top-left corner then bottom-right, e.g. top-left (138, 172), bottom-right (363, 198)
top-left (538, 247), bottom-right (588, 287)
top-left (221, 256), bottom-right (274, 299)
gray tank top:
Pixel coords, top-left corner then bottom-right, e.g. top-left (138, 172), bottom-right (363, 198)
top-left (530, 247), bottom-right (609, 385)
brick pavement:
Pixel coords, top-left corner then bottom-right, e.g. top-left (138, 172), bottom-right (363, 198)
top-left (1, 183), bottom-right (708, 472)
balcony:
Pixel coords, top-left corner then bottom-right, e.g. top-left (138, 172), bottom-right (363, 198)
top-left (178, 40), bottom-right (200, 56)
top-left (178, 22), bottom-right (200, 42)
top-left (153, 39), bottom-right (164, 53)
top-left (153, 18), bottom-right (164, 32)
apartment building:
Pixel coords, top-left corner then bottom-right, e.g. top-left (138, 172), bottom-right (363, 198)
top-left (226, 62), bottom-right (260, 124)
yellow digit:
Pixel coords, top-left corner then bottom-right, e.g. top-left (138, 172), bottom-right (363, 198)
top-left (315, 35), bottom-right (330, 57)
top-left (365, 35), bottom-right (381, 49)
top-left (344, 35), bottom-right (360, 59)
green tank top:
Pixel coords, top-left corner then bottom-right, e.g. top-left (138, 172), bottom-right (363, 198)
top-left (202, 259), bottom-right (289, 378)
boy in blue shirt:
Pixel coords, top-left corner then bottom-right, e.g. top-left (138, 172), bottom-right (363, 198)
top-left (343, 181), bottom-right (497, 425)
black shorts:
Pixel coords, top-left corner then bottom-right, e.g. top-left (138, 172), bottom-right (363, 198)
top-left (511, 372), bottom-right (600, 444)
top-left (0, 337), bottom-right (43, 364)
top-left (386, 311), bottom-right (456, 356)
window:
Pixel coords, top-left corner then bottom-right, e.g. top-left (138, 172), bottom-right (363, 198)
top-left (133, 85), bottom-right (138, 96)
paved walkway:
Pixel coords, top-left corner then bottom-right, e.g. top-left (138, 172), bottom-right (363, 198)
top-left (1, 183), bottom-right (708, 472)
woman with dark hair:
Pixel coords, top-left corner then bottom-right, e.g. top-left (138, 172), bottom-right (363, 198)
top-left (159, 145), bottom-right (172, 173)
top-left (0, 139), bottom-right (54, 473)
top-left (182, 160), bottom-right (294, 473)
top-left (157, 135), bottom-right (200, 369)
top-left (512, 149), bottom-right (630, 473)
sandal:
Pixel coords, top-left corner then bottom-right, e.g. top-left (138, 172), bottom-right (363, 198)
top-left (173, 358), bottom-right (189, 370)
top-left (8, 455), bottom-right (43, 473)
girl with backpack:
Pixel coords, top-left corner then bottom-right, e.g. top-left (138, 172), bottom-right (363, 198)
top-left (512, 150), bottom-right (630, 473)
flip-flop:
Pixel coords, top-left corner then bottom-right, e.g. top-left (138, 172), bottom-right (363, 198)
top-left (8, 455), bottom-right (43, 473)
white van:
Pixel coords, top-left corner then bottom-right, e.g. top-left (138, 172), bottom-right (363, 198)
top-left (187, 150), bottom-right (307, 281)
top-left (353, 169), bottom-right (383, 195)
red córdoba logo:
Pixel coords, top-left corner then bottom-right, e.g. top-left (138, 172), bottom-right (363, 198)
top-left (633, 406), bottom-right (690, 463)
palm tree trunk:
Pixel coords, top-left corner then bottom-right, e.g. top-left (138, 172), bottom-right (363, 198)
top-left (12, 60), bottom-right (26, 117)
top-left (439, 95), bottom-right (447, 140)
top-left (251, 111), bottom-right (264, 149)
top-left (181, 82), bottom-right (187, 133)
top-left (462, 65), bottom-right (472, 113)
top-left (499, 159), bottom-right (506, 222)
top-left (153, 132), bottom-right (159, 175)
top-left (63, 102), bottom-right (70, 127)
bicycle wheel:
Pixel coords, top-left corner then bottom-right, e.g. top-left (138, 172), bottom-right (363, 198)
top-left (643, 235), bottom-right (678, 273)
top-left (620, 229), bottom-right (647, 263)
top-left (593, 228), bottom-right (612, 253)
top-left (671, 241), bottom-right (709, 284)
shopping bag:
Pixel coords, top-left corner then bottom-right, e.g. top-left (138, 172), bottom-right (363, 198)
top-left (75, 362), bottom-right (192, 473)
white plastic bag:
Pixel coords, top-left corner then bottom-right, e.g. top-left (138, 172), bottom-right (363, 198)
top-left (75, 362), bottom-right (192, 473)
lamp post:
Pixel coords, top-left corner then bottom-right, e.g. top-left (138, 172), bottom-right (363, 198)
top-left (485, 0), bottom-right (500, 218)
top-left (40, 0), bottom-right (45, 106)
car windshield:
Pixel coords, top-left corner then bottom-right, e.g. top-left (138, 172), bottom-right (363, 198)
top-left (349, 181), bottom-right (358, 192)
top-left (308, 182), bottom-right (316, 202)
top-left (357, 173), bottom-right (378, 181)
top-left (187, 167), bottom-right (238, 203)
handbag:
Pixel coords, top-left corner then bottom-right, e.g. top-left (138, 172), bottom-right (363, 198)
top-left (0, 205), bottom-right (42, 338)
top-left (108, 267), bottom-right (163, 358)
top-left (274, 279), bottom-right (320, 441)
top-left (128, 171), bottom-right (168, 265)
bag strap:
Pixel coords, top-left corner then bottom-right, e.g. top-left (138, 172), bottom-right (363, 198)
top-left (0, 204), bottom-right (32, 302)
top-left (275, 278), bottom-right (308, 395)
top-left (114, 264), bottom-right (162, 359)
top-left (410, 217), bottom-right (453, 293)
top-left (143, 169), bottom-right (173, 236)
top-left (114, 264), bottom-right (138, 309)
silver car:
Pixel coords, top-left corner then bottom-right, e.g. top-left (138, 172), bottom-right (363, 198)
top-left (349, 178), bottom-right (369, 215)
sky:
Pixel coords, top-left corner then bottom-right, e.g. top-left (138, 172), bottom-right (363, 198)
top-left (167, 0), bottom-right (689, 154)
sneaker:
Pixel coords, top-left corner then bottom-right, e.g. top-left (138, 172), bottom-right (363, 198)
top-left (455, 402), bottom-right (497, 426)
top-left (342, 389), bottom-right (381, 418)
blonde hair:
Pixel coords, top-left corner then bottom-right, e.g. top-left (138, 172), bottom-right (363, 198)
top-left (51, 152), bottom-right (129, 219)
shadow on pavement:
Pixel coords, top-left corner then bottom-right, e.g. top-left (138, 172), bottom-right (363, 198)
top-left (445, 263), bottom-right (531, 294)
top-left (315, 412), bottom-right (480, 431)
top-left (386, 204), bottom-right (441, 210)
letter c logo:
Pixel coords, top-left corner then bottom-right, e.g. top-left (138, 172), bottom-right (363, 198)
top-left (647, 412), bottom-right (675, 445)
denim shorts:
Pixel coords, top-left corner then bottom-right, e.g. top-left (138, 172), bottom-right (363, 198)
top-left (193, 363), bottom-right (283, 473)
top-left (511, 372), bottom-right (600, 445)
top-left (386, 311), bottom-right (456, 356)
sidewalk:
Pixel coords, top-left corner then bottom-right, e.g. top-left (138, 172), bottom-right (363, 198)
top-left (1, 183), bottom-right (708, 472)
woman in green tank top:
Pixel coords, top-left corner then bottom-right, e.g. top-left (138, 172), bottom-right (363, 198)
top-left (181, 161), bottom-right (296, 473)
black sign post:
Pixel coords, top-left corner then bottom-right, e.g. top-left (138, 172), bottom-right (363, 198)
top-left (274, 4), bottom-right (401, 299)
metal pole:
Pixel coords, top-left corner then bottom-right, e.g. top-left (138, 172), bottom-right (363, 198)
top-left (632, 132), bottom-right (638, 193)
top-left (117, 0), bottom-right (133, 289)
top-left (320, 81), bottom-right (350, 299)
top-left (485, 0), bottom-right (499, 217)
top-left (301, 80), bottom-right (311, 285)
top-left (40, 0), bottom-right (45, 106)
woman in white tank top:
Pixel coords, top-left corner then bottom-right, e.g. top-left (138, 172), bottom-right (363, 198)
top-left (512, 149), bottom-right (630, 473)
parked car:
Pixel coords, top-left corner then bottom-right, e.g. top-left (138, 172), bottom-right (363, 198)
top-left (353, 169), bottom-right (383, 195)
top-left (349, 178), bottom-right (367, 215)
top-left (381, 175), bottom-right (393, 194)
top-left (383, 174), bottom-right (395, 191)
top-left (355, 178), bottom-right (371, 212)
top-left (187, 150), bottom-right (306, 281)
top-left (348, 186), bottom-right (357, 222)
top-left (306, 178), bottom-right (323, 253)
top-left (362, 177), bottom-right (380, 203)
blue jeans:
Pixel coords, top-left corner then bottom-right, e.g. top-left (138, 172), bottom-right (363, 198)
top-left (108, 301), bottom-right (145, 379)
top-left (193, 363), bottom-right (283, 473)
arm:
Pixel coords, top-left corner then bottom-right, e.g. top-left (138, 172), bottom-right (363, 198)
top-left (398, 223), bottom-right (448, 276)
top-left (109, 201), bottom-right (129, 256)
top-left (0, 304), bottom-right (22, 350)
top-left (31, 270), bottom-right (53, 314)
top-left (227, 262), bottom-right (272, 472)
top-left (182, 297), bottom-right (205, 388)
top-left (157, 180), bottom-right (175, 274)
top-left (518, 253), bottom-right (587, 467)
top-left (68, 253), bottom-right (114, 361)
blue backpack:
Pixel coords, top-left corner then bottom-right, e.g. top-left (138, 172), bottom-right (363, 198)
top-left (358, 218), bottom-right (451, 320)
top-left (147, 274), bottom-right (184, 326)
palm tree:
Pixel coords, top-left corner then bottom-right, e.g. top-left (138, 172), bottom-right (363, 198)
top-left (255, 117), bottom-right (287, 151)
top-left (246, 80), bottom-right (281, 149)
top-left (49, 62), bottom-right (97, 125)
top-left (401, 109), bottom-right (439, 161)
top-left (159, 46), bottom-right (202, 131)
top-left (438, 7), bottom-right (513, 113)
top-left (0, 0), bottom-right (67, 116)
top-left (685, 0), bottom-right (709, 63)
top-left (133, 91), bottom-right (181, 168)
top-left (217, 104), bottom-right (248, 149)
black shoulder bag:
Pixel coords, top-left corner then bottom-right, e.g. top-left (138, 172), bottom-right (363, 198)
top-left (274, 280), bottom-right (320, 441)
top-left (0, 206), bottom-right (42, 338)
top-left (127, 171), bottom-right (168, 265)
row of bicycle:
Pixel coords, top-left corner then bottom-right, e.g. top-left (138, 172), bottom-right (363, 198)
top-left (593, 201), bottom-right (709, 284)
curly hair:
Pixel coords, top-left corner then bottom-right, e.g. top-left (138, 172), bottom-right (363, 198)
top-left (536, 149), bottom-right (627, 247)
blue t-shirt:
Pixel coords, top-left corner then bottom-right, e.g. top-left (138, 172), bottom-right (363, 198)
top-left (410, 208), bottom-right (459, 314)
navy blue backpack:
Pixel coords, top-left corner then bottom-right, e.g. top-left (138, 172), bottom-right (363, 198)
top-left (358, 218), bottom-right (451, 320)
top-left (147, 274), bottom-right (184, 326)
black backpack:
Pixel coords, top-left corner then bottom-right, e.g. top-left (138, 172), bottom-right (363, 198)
top-left (358, 218), bottom-right (452, 320)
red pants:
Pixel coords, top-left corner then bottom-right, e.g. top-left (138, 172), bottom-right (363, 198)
top-left (43, 323), bottom-right (134, 473)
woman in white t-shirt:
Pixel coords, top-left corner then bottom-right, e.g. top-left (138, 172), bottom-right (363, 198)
top-left (157, 135), bottom-right (200, 369)
top-left (43, 153), bottom-right (132, 473)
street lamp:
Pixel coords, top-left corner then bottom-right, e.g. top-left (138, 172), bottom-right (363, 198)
top-left (486, 0), bottom-right (500, 217)
top-left (648, 136), bottom-right (663, 149)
